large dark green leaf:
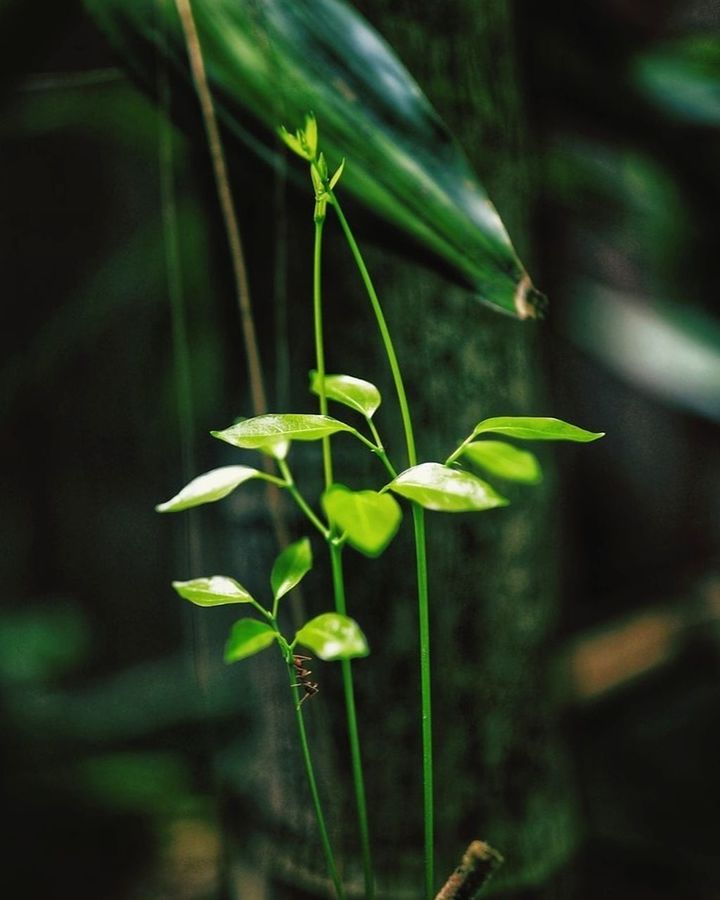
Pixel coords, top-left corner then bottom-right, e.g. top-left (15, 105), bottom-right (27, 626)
top-left (85, 0), bottom-right (544, 319)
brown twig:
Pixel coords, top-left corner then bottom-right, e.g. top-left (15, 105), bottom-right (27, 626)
top-left (174, 0), bottom-right (267, 418)
top-left (435, 841), bottom-right (504, 900)
top-left (174, 0), bottom-right (293, 561)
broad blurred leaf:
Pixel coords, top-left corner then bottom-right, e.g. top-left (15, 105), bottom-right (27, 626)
top-left (565, 282), bottom-right (720, 422)
top-left (212, 413), bottom-right (353, 448)
top-left (271, 537), bottom-right (313, 602)
top-left (634, 35), bottom-right (720, 126)
top-left (172, 576), bottom-right (255, 606)
top-left (390, 462), bottom-right (508, 512)
top-left (85, 0), bottom-right (544, 318)
top-left (224, 618), bottom-right (277, 662)
top-left (295, 613), bottom-right (369, 660)
top-left (322, 484), bottom-right (402, 557)
top-left (310, 370), bottom-right (381, 418)
top-left (156, 465), bottom-right (266, 512)
top-left (472, 417), bottom-right (604, 442)
top-left (460, 440), bottom-right (542, 484)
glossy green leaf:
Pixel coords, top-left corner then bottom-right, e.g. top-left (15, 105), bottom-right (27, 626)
top-left (309, 371), bottom-right (381, 418)
top-left (212, 413), bottom-right (354, 448)
top-left (389, 462), bottom-right (508, 512)
top-left (86, 0), bottom-right (545, 319)
top-left (172, 576), bottom-right (255, 607)
top-left (322, 484), bottom-right (401, 557)
top-left (472, 417), bottom-right (604, 442)
top-left (295, 613), bottom-right (369, 661)
top-left (271, 537), bottom-right (313, 602)
top-left (460, 441), bottom-right (542, 484)
top-left (155, 465), bottom-right (264, 513)
top-left (224, 618), bottom-right (277, 663)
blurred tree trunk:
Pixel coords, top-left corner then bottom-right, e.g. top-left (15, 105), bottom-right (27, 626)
top-left (225, 1), bottom-right (578, 897)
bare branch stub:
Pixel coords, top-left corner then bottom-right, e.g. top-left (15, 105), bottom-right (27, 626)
top-left (435, 840), bottom-right (504, 900)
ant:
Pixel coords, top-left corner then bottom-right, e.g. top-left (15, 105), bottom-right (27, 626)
top-left (291, 654), bottom-right (319, 706)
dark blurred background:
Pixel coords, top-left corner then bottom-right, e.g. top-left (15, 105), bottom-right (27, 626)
top-left (1, 0), bottom-right (719, 897)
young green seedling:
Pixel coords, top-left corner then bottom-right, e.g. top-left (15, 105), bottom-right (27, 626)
top-left (278, 113), bottom-right (605, 900)
top-left (161, 529), bottom-right (368, 900)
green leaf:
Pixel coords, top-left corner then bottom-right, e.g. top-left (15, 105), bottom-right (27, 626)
top-left (303, 111), bottom-right (318, 158)
top-left (389, 462), bottom-right (508, 512)
top-left (224, 619), bottom-right (277, 663)
top-left (329, 157), bottom-right (345, 190)
top-left (277, 125), bottom-right (309, 160)
top-left (212, 414), bottom-right (354, 448)
top-left (472, 416), bottom-right (604, 442)
top-left (309, 370), bottom-right (381, 418)
top-left (295, 613), bottom-right (369, 661)
top-left (460, 441), bottom-right (542, 484)
top-left (155, 465), bottom-right (264, 513)
top-left (271, 538), bottom-right (313, 602)
top-left (172, 576), bottom-right (255, 607)
top-left (322, 484), bottom-right (402, 557)
top-left (257, 439), bottom-right (290, 461)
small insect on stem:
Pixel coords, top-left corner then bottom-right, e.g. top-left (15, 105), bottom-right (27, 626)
top-left (292, 654), bottom-right (319, 706)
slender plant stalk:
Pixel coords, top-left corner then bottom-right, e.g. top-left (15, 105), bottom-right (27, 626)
top-left (330, 544), bottom-right (375, 899)
top-left (331, 194), bottom-right (435, 900)
top-left (314, 208), bottom-right (376, 899)
top-left (286, 659), bottom-right (346, 900)
top-left (314, 218), bottom-right (334, 488)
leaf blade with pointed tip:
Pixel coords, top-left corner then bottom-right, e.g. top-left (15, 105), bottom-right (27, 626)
top-left (472, 417), bottom-right (604, 442)
top-left (322, 484), bottom-right (401, 557)
top-left (271, 538), bottom-right (313, 602)
top-left (389, 462), bottom-right (508, 512)
top-left (212, 414), bottom-right (354, 448)
top-left (309, 371), bottom-right (381, 418)
top-left (155, 465), bottom-right (265, 513)
top-left (172, 576), bottom-right (255, 607)
top-left (460, 440), bottom-right (542, 484)
top-left (295, 613), bottom-right (369, 661)
top-left (224, 619), bottom-right (277, 663)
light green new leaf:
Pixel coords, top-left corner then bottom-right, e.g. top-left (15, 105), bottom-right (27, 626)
top-left (295, 613), bottom-right (369, 661)
top-left (309, 371), bottom-right (381, 418)
top-left (212, 414), bottom-right (354, 448)
top-left (155, 465), bottom-right (265, 513)
top-left (172, 576), bottom-right (255, 607)
top-left (224, 618), bottom-right (277, 663)
top-left (460, 440), bottom-right (542, 484)
top-left (390, 462), bottom-right (508, 512)
top-left (472, 416), bottom-right (604, 442)
top-left (257, 439), bottom-right (290, 460)
top-left (322, 484), bottom-right (401, 557)
top-left (271, 537), bottom-right (313, 602)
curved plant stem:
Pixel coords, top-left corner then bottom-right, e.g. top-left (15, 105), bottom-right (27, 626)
top-left (277, 459), bottom-right (329, 540)
top-left (330, 543), bottom-right (375, 900)
top-left (314, 205), bottom-right (375, 899)
top-left (286, 658), bottom-right (345, 900)
top-left (314, 218), bottom-right (333, 487)
top-left (331, 194), bottom-right (435, 900)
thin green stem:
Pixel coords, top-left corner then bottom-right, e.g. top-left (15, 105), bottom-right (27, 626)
top-left (331, 196), bottom-right (416, 468)
top-left (331, 193), bottom-right (435, 899)
top-left (313, 195), bottom-right (375, 898)
top-left (278, 459), bottom-right (330, 540)
top-left (445, 433), bottom-right (475, 467)
top-left (367, 418), bottom-right (398, 479)
top-left (286, 658), bottom-right (345, 900)
top-left (314, 217), bottom-right (333, 488)
top-left (330, 542), bottom-right (375, 900)
top-left (413, 504), bottom-right (434, 900)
